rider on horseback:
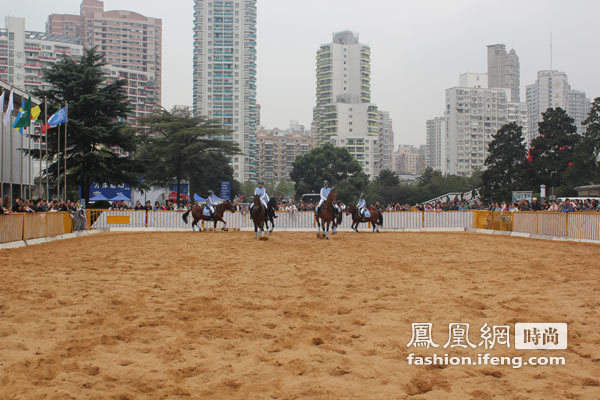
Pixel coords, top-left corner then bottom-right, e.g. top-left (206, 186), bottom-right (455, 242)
top-left (252, 180), bottom-right (277, 219)
top-left (315, 180), bottom-right (331, 217)
top-left (357, 193), bottom-right (367, 218)
top-left (207, 190), bottom-right (218, 218)
top-left (315, 180), bottom-right (340, 219)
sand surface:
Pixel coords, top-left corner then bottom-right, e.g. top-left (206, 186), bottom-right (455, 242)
top-left (0, 231), bottom-right (599, 399)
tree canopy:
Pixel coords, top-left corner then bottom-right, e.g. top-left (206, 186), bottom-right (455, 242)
top-left (33, 47), bottom-right (143, 202)
top-left (528, 107), bottom-right (579, 190)
top-left (137, 108), bottom-right (239, 201)
top-left (290, 144), bottom-right (368, 203)
top-left (481, 122), bottom-right (528, 202)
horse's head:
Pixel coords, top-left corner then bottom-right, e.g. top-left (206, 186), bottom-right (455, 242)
top-left (253, 194), bottom-right (261, 206)
top-left (223, 200), bottom-right (235, 213)
top-left (327, 189), bottom-right (337, 202)
top-left (268, 197), bottom-right (278, 209)
top-left (346, 204), bottom-right (356, 215)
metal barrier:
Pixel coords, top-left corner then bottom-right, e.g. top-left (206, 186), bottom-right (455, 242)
top-left (0, 214), bottom-right (25, 243)
top-left (90, 210), bottom-right (147, 229)
top-left (472, 211), bottom-right (513, 231)
top-left (1, 212), bottom-right (72, 243)
top-left (424, 210), bottom-right (473, 229)
top-left (513, 212), bottom-right (538, 234)
top-left (4, 209), bottom-right (600, 245)
top-left (537, 212), bottom-right (567, 238)
top-left (567, 212), bottom-right (600, 241)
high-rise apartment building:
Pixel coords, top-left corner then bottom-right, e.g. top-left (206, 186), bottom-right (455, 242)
top-left (392, 145), bottom-right (425, 175)
top-left (46, 0), bottom-right (162, 122)
top-left (193, 0), bottom-right (257, 182)
top-left (526, 70), bottom-right (591, 139)
top-left (426, 116), bottom-right (447, 173)
top-left (446, 74), bottom-right (528, 176)
top-left (256, 123), bottom-right (316, 184)
top-left (377, 110), bottom-right (394, 172)
top-left (1, 16), bottom-right (83, 93)
top-left (312, 31), bottom-right (383, 179)
top-left (487, 44), bottom-right (520, 102)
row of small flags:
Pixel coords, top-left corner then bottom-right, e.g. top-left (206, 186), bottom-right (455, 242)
top-left (0, 89), bottom-right (67, 133)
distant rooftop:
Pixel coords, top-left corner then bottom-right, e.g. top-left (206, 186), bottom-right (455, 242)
top-left (25, 30), bottom-right (81, 45)
top-left (333, 31), bottom-right (359, 45)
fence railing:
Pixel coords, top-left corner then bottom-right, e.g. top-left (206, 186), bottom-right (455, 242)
top-left (0, 212), bottom-right (73, 244)
top-left (2, 210), bottom-right (599, 245)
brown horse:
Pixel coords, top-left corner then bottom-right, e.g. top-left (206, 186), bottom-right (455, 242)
top-left (251, 194), bottom-right (268, 240)
top-left (345, 204), bottom-right (383, 233)
top-left (316, 189), bottom-right (336, 240)
top-left (182, 200), bottom-right (235, 232)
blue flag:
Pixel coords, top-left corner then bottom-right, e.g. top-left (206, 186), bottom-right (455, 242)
top-left (48, 107), bottom-right (67, 127)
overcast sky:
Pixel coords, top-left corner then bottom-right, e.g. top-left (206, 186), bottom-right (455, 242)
top-left (4, 0), bottom-right (600, 146)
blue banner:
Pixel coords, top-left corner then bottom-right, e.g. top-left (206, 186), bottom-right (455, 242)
top-left (170, 183), bottom-right (189, 195)
top-left (90, 183), bottom-right (131, 200)
top-left (220, 181), bottom-right (231, 200)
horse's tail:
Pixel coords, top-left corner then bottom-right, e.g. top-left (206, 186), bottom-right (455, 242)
top-left (182, 209), bottom-right (190, 224)
top-left (378, 211), bottom-right (383, 226)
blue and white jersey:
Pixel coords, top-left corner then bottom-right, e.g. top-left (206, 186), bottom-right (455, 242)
top-left (207, 194), bottom-right (218, 206)
top-left (320, 187), bottom-right (331, 201)
top-left (357, 198), bottom-right (366, 210)
top-left (254, 186), bottom-right (269, 203)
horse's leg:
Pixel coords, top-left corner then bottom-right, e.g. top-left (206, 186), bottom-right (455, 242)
top-left (316, 217), bottom-right (321, 238)
top-left (326, 221), bottom-right (330, 240)
top-left (254, 223), bottom-right (258, 239)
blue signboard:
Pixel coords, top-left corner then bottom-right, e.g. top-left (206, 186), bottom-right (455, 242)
top-left (170, 183), bottom-right (189, 195)
top-left (220, 181), bottom-right (231, 200)
top-left (90, 183), bottom-right (131, 200)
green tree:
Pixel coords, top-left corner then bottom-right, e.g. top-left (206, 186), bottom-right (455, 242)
top-left (481, 122), bottom-right (528, 202)
top-left (188, 151), bottom-right (235, 198)
top-left (290, 143), bottom-right (368, 201)
top-left (137, 108), bottom-right (239, 202)
top-left (375, 169), bottom-right (400, 187)
top-left (274, 181), bottom-right (295, 199)
top-left (33, 47), bottom-right (143, 203)
top-left (238, 181), bottom-right (255, 202)
top-left (529, 108), bottom-right (579, 192)
top-left (566, 97), bottom-right (600, 185)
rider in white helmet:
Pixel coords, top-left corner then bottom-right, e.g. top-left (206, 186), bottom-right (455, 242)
top-left (357, 193), bottom-right (367, 217)
top-left (253, 180), bottom-right (277, 218)
top-left (206, 190), bottom-right (218, 217)
top-left (315, 180), bottom-right (331, 216)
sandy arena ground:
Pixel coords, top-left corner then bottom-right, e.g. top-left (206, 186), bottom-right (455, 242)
top-left (0, 231), bottom-right (599, 399)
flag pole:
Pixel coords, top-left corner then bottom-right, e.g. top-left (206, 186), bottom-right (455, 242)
top-left (9, 114), bottom-right (13, 203)
top-left (38, 121), bottom-right (42, 198)
top-left (28, 120), bottom-right (32, 199)
top-left (57, 123), bottom-right (60, 199)
top-left (44, 98), bottom-right (48, 200)
top-left (1, 103), bottom-right (4, 200)
top-left (64, 102), bottom-right (68, 201)
top-left (20, 124), bottom-right (24, 199)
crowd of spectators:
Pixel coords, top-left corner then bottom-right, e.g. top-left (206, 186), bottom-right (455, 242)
top-left (0, 196), bottom-right (84, 214)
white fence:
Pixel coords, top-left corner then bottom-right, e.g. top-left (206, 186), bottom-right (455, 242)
top-left (89, 210), bottom-right (475, 231)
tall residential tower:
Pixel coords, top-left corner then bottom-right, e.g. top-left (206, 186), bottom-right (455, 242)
top-left (47, 0), bottom-right (162, 122)
top-left (526, 70), bottom-right (591, 139)
top-left (487, 44), bottom-right (520, 102)
top-left (312, 31), bottom-right (392, 179)
top-left (193, 0), bottom-right (258, 182)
